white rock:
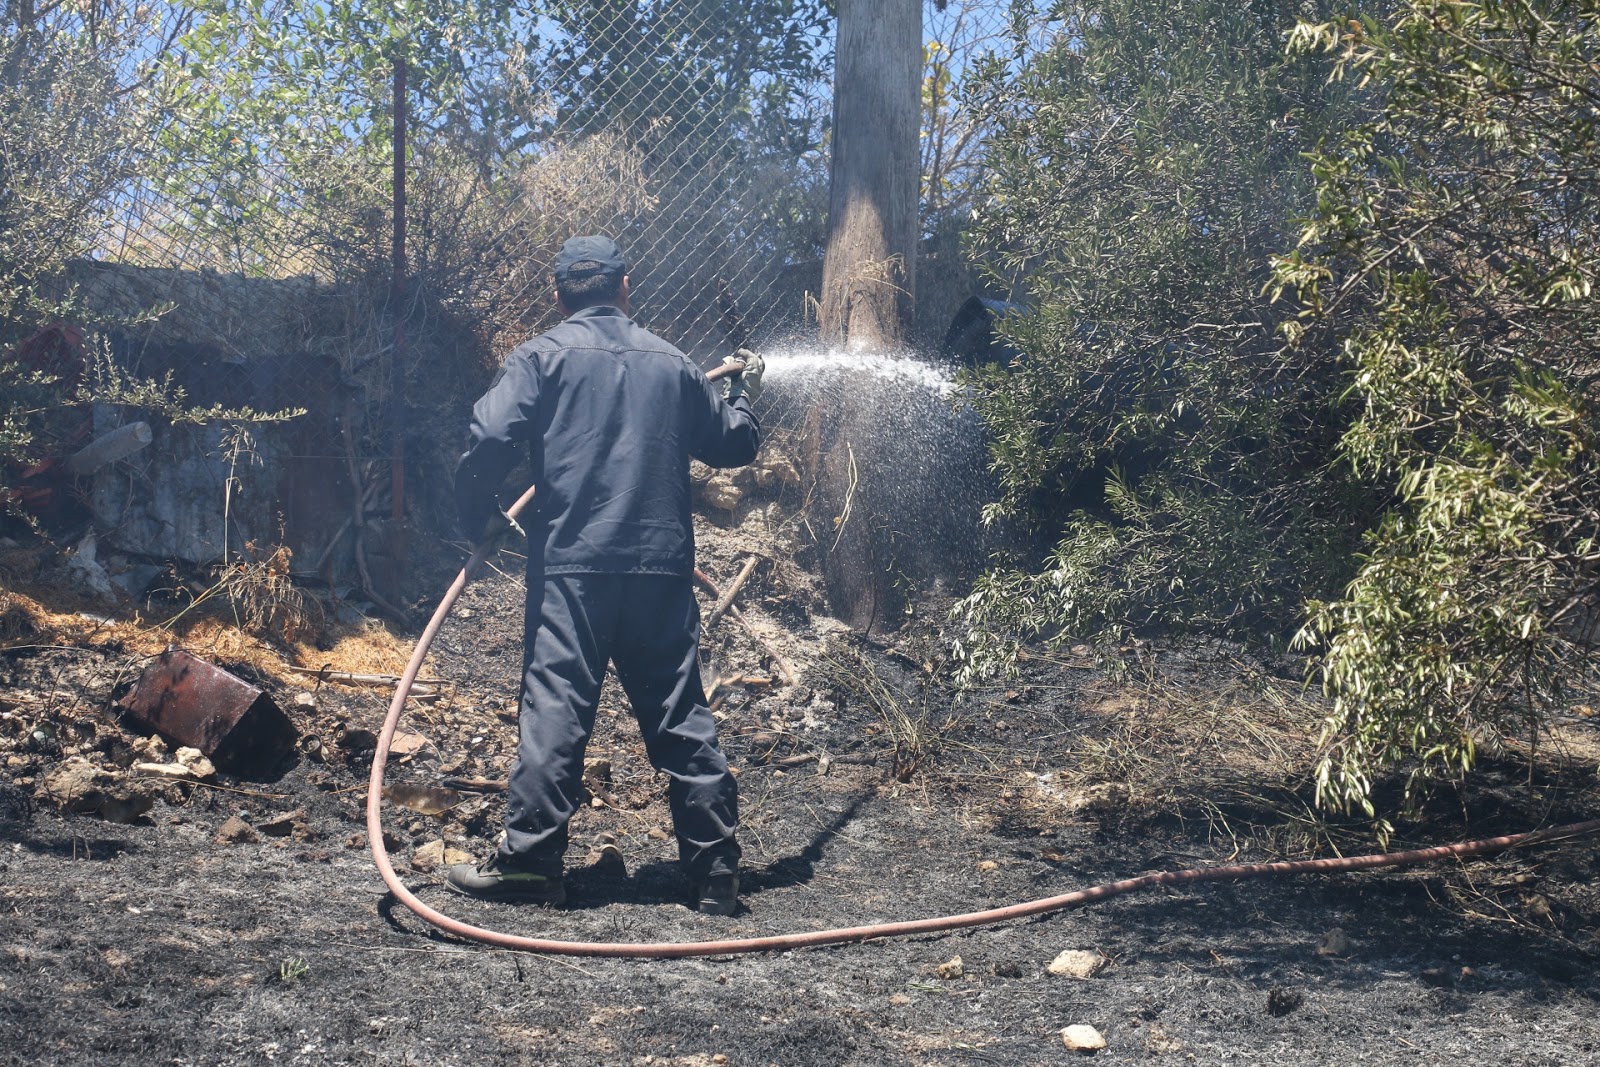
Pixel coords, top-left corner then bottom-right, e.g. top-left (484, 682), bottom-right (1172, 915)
top-left (66, 532), bottom-right (116, 601)
top-left (699, 473), bottom-right (744, 512)
top-left (1060, 1024), bottom-right (1106, 1052)
top-left (175, 747), bottom-right (216, 779)
top-left (1047, 949), bottom-right (1105, 979)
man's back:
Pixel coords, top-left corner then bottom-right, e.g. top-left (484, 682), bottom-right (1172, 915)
top-left (455, 305), bottom-right (759, 575)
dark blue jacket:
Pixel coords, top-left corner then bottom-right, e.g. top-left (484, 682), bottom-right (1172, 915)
top-left (454, 305), bottom-right (760, 576)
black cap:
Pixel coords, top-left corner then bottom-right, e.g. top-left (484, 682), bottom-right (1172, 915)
top-left (553, 235), bottom-right (627, 282)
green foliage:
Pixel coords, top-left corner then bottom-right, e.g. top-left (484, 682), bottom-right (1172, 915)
top-left (1280, 1), bottom-right (1600, 816)
top-left (957, 0), bottom-right (1600, 819)
top-left (75, 339), bottom-right (306, 427)
top-left (526, 1), bottom-right (833, 151)
top-left (153, 0), bottom-right (520, 273)
top-left (0, 7), bottom-right (163, 489)
top-left (151, 1), bottom-right (834, 275)
top-left (952, 0), bottom-right (1370, 682)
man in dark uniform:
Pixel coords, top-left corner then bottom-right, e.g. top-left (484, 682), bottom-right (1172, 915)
top-left (447, 235), bottom-right (763, 915)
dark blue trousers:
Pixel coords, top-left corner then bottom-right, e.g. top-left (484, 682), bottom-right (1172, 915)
top-left (499, 572), bottom-right (740, 879)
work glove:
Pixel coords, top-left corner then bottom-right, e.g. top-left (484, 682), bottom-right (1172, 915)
top-left (721, 348), bottom-right (765, 405)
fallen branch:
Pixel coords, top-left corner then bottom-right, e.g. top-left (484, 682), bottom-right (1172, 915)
top-left (440, 776), bottom-right (507, 793)
top-left (694, 567), bottom-right (798, 686)
top-left (707, 556), bottom-right (759, 629)
top-left (707, 673), bottom-right (773, 701)
top-left (286, 665), bottom-right (444, 696)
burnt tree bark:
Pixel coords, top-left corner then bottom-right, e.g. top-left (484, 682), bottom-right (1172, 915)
top-left (819, 0), bottom-right (921, 349)
top-left (809, 0), bottom-right (922, 631)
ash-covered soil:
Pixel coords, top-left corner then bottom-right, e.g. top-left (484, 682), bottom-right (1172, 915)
top-left (4, 495), bottom-right (1600, 1066)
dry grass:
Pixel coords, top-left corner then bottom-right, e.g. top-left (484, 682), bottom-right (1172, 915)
top-left (818, 641), bottom-right (940, 783)
top-left (0, 578), bottom-right (419, 688)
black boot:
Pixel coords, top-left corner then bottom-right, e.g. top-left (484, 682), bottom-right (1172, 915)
top-left (695, 870), bottom-right (740, 916)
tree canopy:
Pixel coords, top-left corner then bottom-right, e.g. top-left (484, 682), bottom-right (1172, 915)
top-left (953, 0), bottom-right (1369, 673)
top-left (955, 0), bottom-right (1600, 822)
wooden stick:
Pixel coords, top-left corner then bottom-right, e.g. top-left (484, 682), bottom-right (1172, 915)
top-left (706, 556), bottom-right (759, 629)
top-left (286, 665), bottom-right (444, 693)
top-left (694, 568), bottom-right (798, 685)
top-left (440, 776), bottom-right (507, 793)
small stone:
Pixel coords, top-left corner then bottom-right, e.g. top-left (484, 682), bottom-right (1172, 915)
top-left (292, 692), bottom-right (316, 710)
top-left (1315, 927), bottom-right (1351, 957)
top-left (174, 747), bottom-right (216, 779)
top-left (977, 860), bottom-right (999, 873)
top-left (131, 735), bottom-right (169, 761)
top-left (134, 744), bottom-right (217, 781)
top-left (588, 842), bottom-right (626, 870)
top-left (752, 452), bottom-right (799, 488)
top-left (699, 473), bottom-right (744, 512)
top-left (1060, 1024), bottom-right (1106, 1052)
top-left (37, 757), bottom-right (153, 824)
top-left (412, 839), bottom-right (445, 872)
top-left (257, 808), bottom-right (306, 837)
top-left (582, 757), bottom-right (613, 786)
top-left (934, 955), bottom-right (964, 980)
top-left (1047, 949), bottom-right (1105, 979)
top-left (215, 816), bottom-right (259, 844)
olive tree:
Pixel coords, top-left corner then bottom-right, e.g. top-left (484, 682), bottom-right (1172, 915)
top-left (951, 0), bottom-right (1368, 681)
top-left (1278, 1), bottom-right (1600, 820)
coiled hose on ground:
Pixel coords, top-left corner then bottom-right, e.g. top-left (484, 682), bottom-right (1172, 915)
top-left (367, 368), bottom-right (1600, 958)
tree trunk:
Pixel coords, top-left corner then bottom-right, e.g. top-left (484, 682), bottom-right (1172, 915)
top-left (806, 0), bottom-right (922, 631)
top-left (819, 0), bottom-right (921, 349)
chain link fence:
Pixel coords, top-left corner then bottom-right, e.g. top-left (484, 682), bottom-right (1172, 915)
top-left (5, 1), bottom-right (1043, 601)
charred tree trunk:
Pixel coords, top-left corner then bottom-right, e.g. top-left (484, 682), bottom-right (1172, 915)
top-left (808, 0), bottom-right (922, 631)
top-left (819, 0), bottom-right (921, 349)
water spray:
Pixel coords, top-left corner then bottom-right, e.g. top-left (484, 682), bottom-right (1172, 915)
top-left (367, 362), bottom-right (1600, 958)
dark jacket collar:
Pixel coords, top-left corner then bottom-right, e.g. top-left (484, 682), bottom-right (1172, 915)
top-left (566, 304), bottom-right (629, 323)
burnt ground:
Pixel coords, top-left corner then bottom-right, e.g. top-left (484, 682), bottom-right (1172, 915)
top-left (4, 502), bottom-right (1600, 1065)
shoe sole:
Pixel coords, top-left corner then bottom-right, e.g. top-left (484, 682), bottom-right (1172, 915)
top-left (445, 880), bottom-right (566, 906)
